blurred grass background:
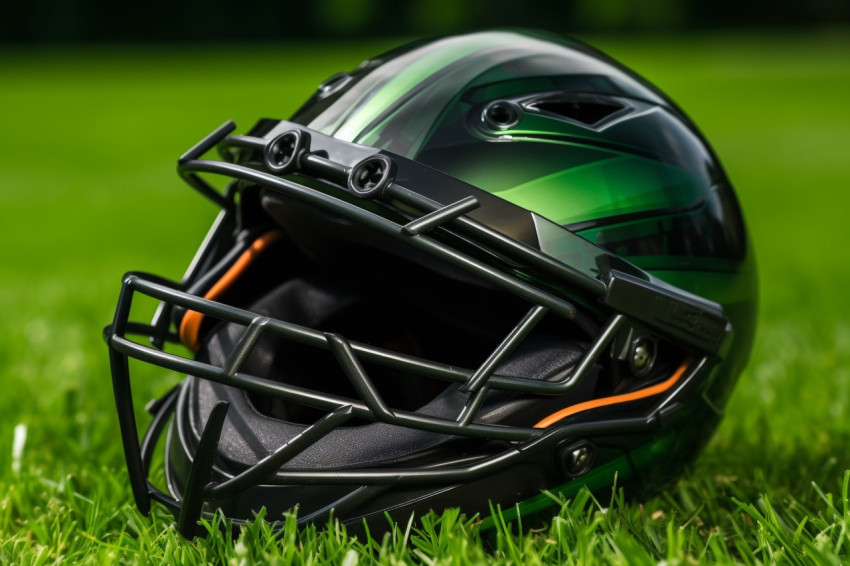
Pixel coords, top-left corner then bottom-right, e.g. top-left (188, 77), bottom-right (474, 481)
top-left (1, 23), bottom-right (850, 562)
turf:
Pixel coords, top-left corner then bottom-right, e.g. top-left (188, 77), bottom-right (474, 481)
top-left (1, 31), bottom-right (850, 563)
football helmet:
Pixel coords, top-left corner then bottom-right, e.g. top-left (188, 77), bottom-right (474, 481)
top-left (104, 30), bottom-right (756, 537)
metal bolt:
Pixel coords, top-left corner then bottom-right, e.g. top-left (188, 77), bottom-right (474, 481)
top-left (629, 336), bottom-right (656, 377)
top-left (633, 344), bottom-right (649, 369)
top-left (558, 441), bottom-right (595, 477)
top-left (568, 446), bottom-right (591, 475)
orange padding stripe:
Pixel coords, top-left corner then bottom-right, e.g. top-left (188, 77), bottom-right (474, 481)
top-left (179, 230), bottom-right (284, 352)
top-left (533, 357), bottom-right (692, 429)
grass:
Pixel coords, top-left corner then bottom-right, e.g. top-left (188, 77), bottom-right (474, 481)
top-left (1, 30), bottom-right (850, 563)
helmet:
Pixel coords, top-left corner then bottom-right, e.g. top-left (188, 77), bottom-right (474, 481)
top-left (104, 30), bottom-right (756, 537)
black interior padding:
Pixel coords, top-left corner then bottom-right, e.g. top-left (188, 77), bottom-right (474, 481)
top-left (181, 268), bottom-right (598, 473)
top-left (176, 188), bottom-right (601, 473)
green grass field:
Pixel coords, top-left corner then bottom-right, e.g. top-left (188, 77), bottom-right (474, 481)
top-left (1, 31), bottom-right (850, 563)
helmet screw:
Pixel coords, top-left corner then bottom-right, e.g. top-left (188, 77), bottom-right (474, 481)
top-left (264, 129), bottom-right (310, 174)
top-left (557, 441), bottom-right (595, 477)
top-left (348, 154), bottom-right (395, 198)
top-left (629, 336), bottom-right (656, 377)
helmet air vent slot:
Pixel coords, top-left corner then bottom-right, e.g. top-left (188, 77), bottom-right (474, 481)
top-left (528, 97), bottom-right (626, 128)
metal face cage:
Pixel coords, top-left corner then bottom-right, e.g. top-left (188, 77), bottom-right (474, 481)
top-left (104, 120), bottom-right (732, 537)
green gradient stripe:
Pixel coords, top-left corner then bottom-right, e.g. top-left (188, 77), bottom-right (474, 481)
top-left (332, 32), bottom-right (514, 142)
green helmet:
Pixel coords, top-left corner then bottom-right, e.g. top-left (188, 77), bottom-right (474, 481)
top-left (105, 29), bottom-right (756, 537)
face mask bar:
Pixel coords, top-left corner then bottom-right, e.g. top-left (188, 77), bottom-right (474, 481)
top-left (104, 120), bottom-right (730, 537)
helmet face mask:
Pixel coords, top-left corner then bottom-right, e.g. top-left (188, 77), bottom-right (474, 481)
top-left (104, 30), bottom-right (756, 538)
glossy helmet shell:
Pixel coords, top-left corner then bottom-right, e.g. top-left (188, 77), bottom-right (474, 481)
top-left (105, 30), bottom-right (756, 536)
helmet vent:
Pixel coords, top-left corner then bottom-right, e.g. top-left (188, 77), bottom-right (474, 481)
top-left (529, 98), bottom-right (625, 127)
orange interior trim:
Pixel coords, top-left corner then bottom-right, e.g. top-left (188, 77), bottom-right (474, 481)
top-left (179, 230), bottom-right (283, 352)
top-left (533, 356), bottom-right (693, 429)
